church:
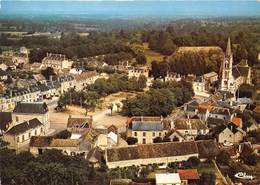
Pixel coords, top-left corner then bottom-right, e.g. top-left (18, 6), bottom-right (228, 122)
top-left (220, 38), bottom-right (252, 96)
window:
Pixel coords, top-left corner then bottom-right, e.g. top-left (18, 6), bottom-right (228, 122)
top-left (22, 135), bottom-right (25, 142)
top-left (143, 132), bottom-right (146, 137)
top-left (134, 132), bottom-right (137, 137)
top-left (17, 137), bottom-right (20, 143)
top-left (142, 138), bottom-right (146, 144)
top-left (153, 132), bottom-right (155, 137)
top-left (159, 132), bottom-right (161, 137)
top-left (35, 130), bottom-right (37, 135)
top-left (41, 127), bottom-right (43, 133)
top-left (28, 132), bottom-right (31, 138)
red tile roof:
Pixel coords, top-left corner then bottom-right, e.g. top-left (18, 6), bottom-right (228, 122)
top-left (231, 117), bottom-right (242, 127)
top-left (177, 169), bottom-right (200, 180)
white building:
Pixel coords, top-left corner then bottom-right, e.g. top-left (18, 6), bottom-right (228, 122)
top-left (128, 66), bottom-right (149, 79)
top-left (42, 53), bottom-right (73, 70)
top-left (156, 173), bottom-right (181, 185)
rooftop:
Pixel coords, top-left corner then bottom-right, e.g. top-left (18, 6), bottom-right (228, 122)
top-left (177, 169), bottom-right (200, 180)
top-left (13, 102), bottom-right (48, 114)
top-left (106, 141), bottom-right (198, 162)
top-left (155, 173), bottom-right (181, 184)
top-left (30, 136), bottom-right (80, 147)
top-left (6, 118), bottom-right (43, 135)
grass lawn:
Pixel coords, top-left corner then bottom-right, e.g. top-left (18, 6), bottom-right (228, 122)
top-left (130, 42), bottom-right (167, 65)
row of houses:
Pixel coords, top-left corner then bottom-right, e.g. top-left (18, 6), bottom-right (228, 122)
top-left (0, 71), bottom-right (105, 111)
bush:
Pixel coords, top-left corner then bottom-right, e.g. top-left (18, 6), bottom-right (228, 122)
top-left (126, 137), bottom-right (138, 145)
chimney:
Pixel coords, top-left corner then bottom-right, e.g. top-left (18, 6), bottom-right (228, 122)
top-left (117, 133), bottom-right (120, 146)
top-left (89, 115), bottom-right (93, 128)
top-left (49, 75), bottom-right (53, 82)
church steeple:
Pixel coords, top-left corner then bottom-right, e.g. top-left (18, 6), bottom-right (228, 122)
top-left (220, 37), bottom-right (235, 94)
top-left (226, 37), bottom-right (232, 57)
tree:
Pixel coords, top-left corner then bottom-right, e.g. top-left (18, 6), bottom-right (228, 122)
top-left (153, 137), bottom-right (163, 143)
top-left (115, 103), bottom-right (121, 112)
top-left (107, 103), bottom-right (114, 116)
top-left (126, 137), bottom-right (138, 145)
top-left (187, 156), bottom-right (200, 167)
top-left (136, 52), bottom-right (147, 65)
top-left (41, 67), bottom-right (56, 80)
top-left (199, 172), bottom-right (216, 185)
top-left (216, 150), bottom-right (230, 165)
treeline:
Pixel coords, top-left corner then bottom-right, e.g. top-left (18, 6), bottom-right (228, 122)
top-left (0, 140), bottom-right (104, 185)
top-left (169, 49), bottom-right (223, 75)
top-left (142, 23), bottom-right (259, 66)
top-left (121, 80), bottom-right (193, 117)
top-left (87, 74), bottom-right (147, 96)
top-left (1, 32), bottom-right (134, 63)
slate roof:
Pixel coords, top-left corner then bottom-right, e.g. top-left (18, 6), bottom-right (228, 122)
top-left (6, 118), bottom-right (43, 135)
top-left (13, 102), bottom-right (48, 114)
top-left (0, 112), bottom-right (12, 131)
top-left (132, 121), bottom-right (164, 131)
top-left (106, 141), bottom-right (198, 162)
top-left (232, 66), bottom-right (249, 79)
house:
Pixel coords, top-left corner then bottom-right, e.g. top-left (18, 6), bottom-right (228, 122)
top-left (212, 123), bottom-right (245, 144)
top-left (177, 169), bottom-right (200, 185)
top-left (208, 106), bottom-right (232, 121)
top-left (155, 173), bottom-right (181, 185)
top-left (42, 53), bottom-right (73, 70)
top-left (0, 69), bottom-right (8, 81)
top-left (39, 81), bottom-right (61, 99)
top-left (231, 117), bottom-right (242, 128)
top-left (12, 102), bottom-right (50, 132)
top-left (184, 100), bottom-right (199, 118)
top-left (29, 136), bottom-right (89, 157)
top-left (108, 124), bottom-right (118, 134)
top-left (0, 112), bottom-right (12, 134)
top-left (74, 71), bottom-right (100, 91)
top-left (105, 141), bottom-right (199, 169)
top-left (0, 86), bottom-right (41, 111)
top-left (0, 61), bottom-right (8, 71)
top-left (128, 66), bottom-right (149, 79)
top-left (3, 118), bottom-right (45, 150)
top-left (206, 117), bottom-right (227, 128)
top-left (58, 74), bottom-right (75, 93)
top-left (203, 71), bottom-right (218, 91)
top-left (12, 53), bottom-right (29, 65)
top-left (67, 116), bottom-right (93, 132)
top-left (192, 76), bottom-right (211, 98)
top-left (126, 116), bottom-right (170, 144)
top-left (172, 118), bottom-right (209, 141)
top-left (164, 72), bottom-right (181, 82)
top-left (0, 57), bottom-right (16, 70)
top-left (86, 147), bottom-right (103, 168)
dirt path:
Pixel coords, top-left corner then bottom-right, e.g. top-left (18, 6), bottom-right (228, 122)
top-left (49, 91), bottom-right (137, 132)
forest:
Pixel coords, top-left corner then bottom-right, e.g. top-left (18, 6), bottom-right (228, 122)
top-left (1, 18), bottom-right (259, 77)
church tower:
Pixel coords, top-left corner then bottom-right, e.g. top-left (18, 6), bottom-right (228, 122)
top-left (220, 38), bottom-right (235, 93)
